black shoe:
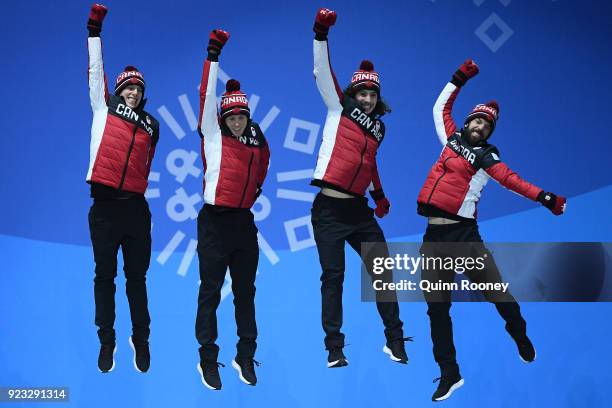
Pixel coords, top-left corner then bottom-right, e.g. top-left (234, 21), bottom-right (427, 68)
top-left (515, 335), bottom-right (536, 363)
top-left (432, 374), bottom-right (464, 401)
top-left (197, 361), bottom-right (225, 390)
top-left (327, 347), bottom-right (348, 368)
top-left (129, 336), bottom-right (150, 373)
top-left (98, 343), bottom-right (116, 373)
top-left (232, 356), bottom-right (260, 386)
top-left (383, 336), bottom-right (412, 364)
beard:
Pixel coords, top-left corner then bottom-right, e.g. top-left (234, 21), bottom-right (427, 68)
top-left (470, 130), bottom-right (482, 142)
top-left (466, 128), bottom-right (487, 146)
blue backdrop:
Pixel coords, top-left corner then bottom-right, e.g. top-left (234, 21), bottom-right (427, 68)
top-left (1, 1), bottom-right (611, 406)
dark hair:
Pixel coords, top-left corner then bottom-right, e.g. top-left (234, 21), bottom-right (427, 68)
top-left (343, 85), bottom-right (391, 117)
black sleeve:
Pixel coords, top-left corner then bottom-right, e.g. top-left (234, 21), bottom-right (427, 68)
top-left (479, 145), bottom-right (502, 169)
top-left (378, 120), bottom-right (386, 145)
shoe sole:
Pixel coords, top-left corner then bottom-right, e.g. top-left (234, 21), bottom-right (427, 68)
top-left (98, 345), bottom-right (117, 373)
top-left (129, 336), bottom-right (148, 373)
top-left (519, 347), bottom-right (537, 363)
top-left (197, 363), bottom-right (221, 390)
top-left (433, 378), bottom-right (465, 401)
top-left (327, 358), bottom-right (349, 368)
top-left (382, 345), bottom-right (408, 364)
top-left (232, 359), bottom-right (255, 386)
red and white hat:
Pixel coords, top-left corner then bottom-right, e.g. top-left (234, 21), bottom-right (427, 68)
top-left (465, 100), bottom-right (500, 130)
top-left (114, 66), bottom-right (145, 95)
top-left (220, 79), bottom-right (250, 119)
top-left (350, 60), bottom-right (380, 94)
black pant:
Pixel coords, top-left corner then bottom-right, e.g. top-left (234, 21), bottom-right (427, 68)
top-left (88, 197), bottom-right (152, 346)
top-left (420, 220), bottom-right (527, 376)
top-left (195, 204), bottom-right (259, 362)
top-left (311, 193), bottom-right (404, 350)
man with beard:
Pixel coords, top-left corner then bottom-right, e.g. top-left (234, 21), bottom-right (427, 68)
top-left (417, 59), bottom-right (566, 401)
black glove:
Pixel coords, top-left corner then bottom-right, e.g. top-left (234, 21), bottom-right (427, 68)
top-left (537, 191), bottom-right (566, 216)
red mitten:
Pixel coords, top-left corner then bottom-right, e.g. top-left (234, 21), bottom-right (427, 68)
top-left (88, 4), bottom-right (108, 34)
top-left (452, 59), bottom-right (479, 86)
top-left (553, 195), bottom-right (567, 215)
top-left (313, 8), bottom-right (337, 38)
top-left (374, 197), bottom-right (390, 218)
top-left (208, 29), bottom-right (230, 55)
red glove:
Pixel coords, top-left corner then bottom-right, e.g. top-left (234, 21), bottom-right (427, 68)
top-left (452, 59), bottom-right (479, 87)
top-left (87, 4), bottom-right (108, 34)
top-left (207, 29), bottom-right (230, 55)
top-left (374, 197), bottom-right (390, 218)
top-left (313, 8), bottom-right (337, 38)
top-left (537, 191), bottom-right (566, 216)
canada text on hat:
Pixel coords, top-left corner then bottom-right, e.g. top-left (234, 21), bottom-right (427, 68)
top-left (351, 72), bottom-right (379, 85)
top-left (465, 100), bottom-right (500, 128)
top-left (220, 79), bottom-right (250, 119)
top-left (221, 94), bottom-right (248, 108)
top-left (471, 104), bottom-right (498, 120)
top-left (350, 60), bottom-right (380, 92)
top-left (114, 66), bottom-right (145, 94)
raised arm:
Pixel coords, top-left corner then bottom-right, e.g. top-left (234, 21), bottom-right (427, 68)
top-left (87, 4), bottom-right (109, 111)
top-left (433, 59), bottom-right (479, 145)
top-left (312, 8), bottom-right (343, 111)
top-left (483, 151), bottom-right (566, 215)
top-left (198, 29), bottom-right (229, 141)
